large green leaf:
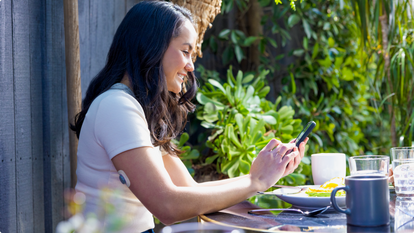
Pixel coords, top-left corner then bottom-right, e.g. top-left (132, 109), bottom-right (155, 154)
top-left (178, 133), bottom-right (189, 147)
top-left (239, 157), bottom-right (251, 174)
top-left (196, 93), bottom-right (225, 109)
top-left (208, 79), bottom-right (226, 94)
top-left (288, 14), bottom-right (300, 28)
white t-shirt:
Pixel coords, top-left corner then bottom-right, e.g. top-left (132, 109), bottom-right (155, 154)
top-left (75, 88), bottom-right (163, 232)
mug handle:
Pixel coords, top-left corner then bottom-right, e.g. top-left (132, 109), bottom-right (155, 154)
top-left (330, 186), bottom-right (350, 214)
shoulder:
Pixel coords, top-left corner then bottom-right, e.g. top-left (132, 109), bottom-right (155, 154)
top-left (96, 89), bottom-right (145, 117)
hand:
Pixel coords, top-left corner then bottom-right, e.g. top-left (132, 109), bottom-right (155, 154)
top-left (389, 167), bottom-right (394, 186)
top-left (284, 137), bottom-right (309, 177)
top-left (250, 139), bottom-right (298, 191)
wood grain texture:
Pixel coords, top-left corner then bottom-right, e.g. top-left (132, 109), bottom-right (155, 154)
top-left (52, 0), bottom-right (66, 230)
top-left (30, 0), bottom-right (46, 231)
top-left (80, 0), bottom-right (128, 98)
top-left (114, 0), bottom-right (126, 35)
top-left (79, 0), bottom-right (91, 97)
top-left (1, 1), bottom-right (138, 231)
top-left (63, 0), bottom-right (81, 190)
top-left (126, 0), bottom-right (141, 12)
top-left (12, 0), bottom-right (35, 231)
top-left (43, 1), bottom-right (53, 229)
top-left (44, 0), bottom-right (66, 231)
top-left (0, 0), bottom-right (17, 232)
top-left (89, 0), bottom-right (113, 83)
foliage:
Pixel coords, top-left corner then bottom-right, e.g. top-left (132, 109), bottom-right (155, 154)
top-left (348, 0), bottom-right (414, 146)
top-left (279, 0), bottom-right (386, 156)
top-left (202, 0), bottom-right (386, 158)
top-left (172, 133), bottom-right (200, 176)
top-left (196, 66), bottom-right (311, 185)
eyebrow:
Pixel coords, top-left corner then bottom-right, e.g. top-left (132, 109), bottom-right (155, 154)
top-left (183, 42), bottom-right (194, 51)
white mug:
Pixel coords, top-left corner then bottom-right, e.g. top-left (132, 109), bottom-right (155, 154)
top-left (311, 153), bottom-right (346, 185)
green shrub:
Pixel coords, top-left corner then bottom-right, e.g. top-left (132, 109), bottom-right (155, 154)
top-left (196, 66), bottom-right (311, 185)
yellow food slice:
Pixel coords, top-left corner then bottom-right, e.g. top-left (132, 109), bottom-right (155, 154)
top-left (320, 177), bottom-right (345, 189)
top-left (306, 187), bottom-right (334, 193)
top-left (305, 177), bottom-right (345, 197)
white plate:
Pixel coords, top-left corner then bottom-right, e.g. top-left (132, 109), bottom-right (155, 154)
top-left (266, 185), bottom-right (346, 209)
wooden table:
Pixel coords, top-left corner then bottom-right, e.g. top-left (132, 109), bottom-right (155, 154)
top-left (199, 191), bottom-right (414, 232)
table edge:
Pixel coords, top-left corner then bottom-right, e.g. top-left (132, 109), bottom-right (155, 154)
top-left (198, 214), bottom-right (303, 233)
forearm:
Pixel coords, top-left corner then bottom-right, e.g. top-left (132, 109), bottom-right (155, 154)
top-left (195, 175), bottom-right (248, 187)
top-left (153, 174), bottom-right (259, 224)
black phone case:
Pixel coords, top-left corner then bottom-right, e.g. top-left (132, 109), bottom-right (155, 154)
top-left (282, 121), bottom-right (316, 159)
top-left (295, 121), bottom-right (316, 147)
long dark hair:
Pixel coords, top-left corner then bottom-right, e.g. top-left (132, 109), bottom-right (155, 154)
top-left (71, 0), bottom-right (197, 155)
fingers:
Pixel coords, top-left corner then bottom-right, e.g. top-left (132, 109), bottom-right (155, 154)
top-left (274, 143), bottom-right (297, 159)
top-left (298, 137), bottom-right (309, 159)
top-left (282, 148), bottom-right (299, 175)
top-left (389, 175), bottom-right (394, 186)
top-left (389, 167), bottom-right (394, 186)
top-left (262, 139), bottom-right (281, 153)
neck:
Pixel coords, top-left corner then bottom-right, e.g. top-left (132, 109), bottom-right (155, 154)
top-left (121, 73), bottom-right (133, 90)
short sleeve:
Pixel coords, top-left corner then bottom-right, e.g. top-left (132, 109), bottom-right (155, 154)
top-left (94, 93), bottom-right (153, 159)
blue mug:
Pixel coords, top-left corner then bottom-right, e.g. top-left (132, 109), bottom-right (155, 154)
top-left (331, 175), bottom-right (390, 227)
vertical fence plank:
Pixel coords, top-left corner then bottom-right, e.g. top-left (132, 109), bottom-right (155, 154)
top-left (12, 0), bottom-right (34, 231)
top-left (52, 0), bottom-right (65, 230)
top-left (0, 0), bottom-right (17, 232)
top-left (79, 0), bottom-right (91, 97)
top-left (89, 0), bottom-right (113, 80)
top-left (44, 0), bottom-right (65, 231)
top-left (30, 0), bottom-right (46, 231)
top-left (126, 0), bottom-right (141, 12)
top-left (43, 0), bottom-right (53, 229)
top-left (114, 0), bottom-right (126, 35)
top-left (62, 0), bottom-right (71, 209)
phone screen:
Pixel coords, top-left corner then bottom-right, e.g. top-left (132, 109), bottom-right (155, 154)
top-left (282, 121), bottom-right (316, 159)
top-left (294, 121), bottom-right (316, 147)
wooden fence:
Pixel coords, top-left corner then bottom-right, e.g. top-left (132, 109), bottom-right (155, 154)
top-left (0, 1), bottom-right (141, 232)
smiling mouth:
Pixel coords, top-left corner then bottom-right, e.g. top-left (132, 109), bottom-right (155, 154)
top-left (177, 73), bottom-right (186, 82)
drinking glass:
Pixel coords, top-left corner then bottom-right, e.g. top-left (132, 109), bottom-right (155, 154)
top-left (394, 199), bottom-right (414, 232)
top-left (391, 147), bottom-right (414, 160)
top-left (393, 159), bottom-right (414, 198)
top-left (348, 155), bottom-right (389, 176)
top-left (391, 147), bottom-right (414, 198)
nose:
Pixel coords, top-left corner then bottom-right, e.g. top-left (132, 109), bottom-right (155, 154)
top-left (185, 58), bottom-right (194, 72)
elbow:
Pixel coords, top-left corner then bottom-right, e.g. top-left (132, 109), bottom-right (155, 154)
top-left (153, 208), bottom-right (178, 225)
top-left (153, 201), bottom-right (194, 225)
top-left (157, 217), bottom-right (175, 226)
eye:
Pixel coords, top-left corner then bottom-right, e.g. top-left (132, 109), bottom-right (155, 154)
top-left (182, 50), bottom-right (190, 56)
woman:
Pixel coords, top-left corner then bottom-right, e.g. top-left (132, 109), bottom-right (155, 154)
top-left (71, 1), bottom-right (308, 232)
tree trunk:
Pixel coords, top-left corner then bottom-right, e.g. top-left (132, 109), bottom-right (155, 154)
top-left (246, 0), bottom-right (263, 71)
top-left (379, 14), bottom-right (397, 147)
top-left (63, 0), bottom-right (82, 188)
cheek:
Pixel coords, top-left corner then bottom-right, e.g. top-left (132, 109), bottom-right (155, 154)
top-left (163, 50), bottom-right (186, 75)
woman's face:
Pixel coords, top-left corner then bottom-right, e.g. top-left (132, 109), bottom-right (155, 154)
top-left (162, 20), bottom-right (197, 94)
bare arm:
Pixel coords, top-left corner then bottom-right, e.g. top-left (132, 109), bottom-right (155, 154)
top-left (162, 152), bottom-right (249, 187)
top-left (162, 137), bottom-right (309, 188)
top-left (112, 139), bottom-right (298, 225)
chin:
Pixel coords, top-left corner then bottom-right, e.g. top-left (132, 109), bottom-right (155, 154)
top-left (169, 87), bottom-right (182, 94)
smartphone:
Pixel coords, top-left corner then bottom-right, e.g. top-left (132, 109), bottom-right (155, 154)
top-left (282, 121), bottom-right (316, 159)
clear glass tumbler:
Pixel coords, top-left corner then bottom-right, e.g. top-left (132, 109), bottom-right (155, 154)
top-left (393, 159), bottom-right (414, 198)
top-left (391, 147), bottom-right (414, 198)
top-left (348, 155), bottom-right (389, 176)
top-left (394, 199), bottom-right (414, 231)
